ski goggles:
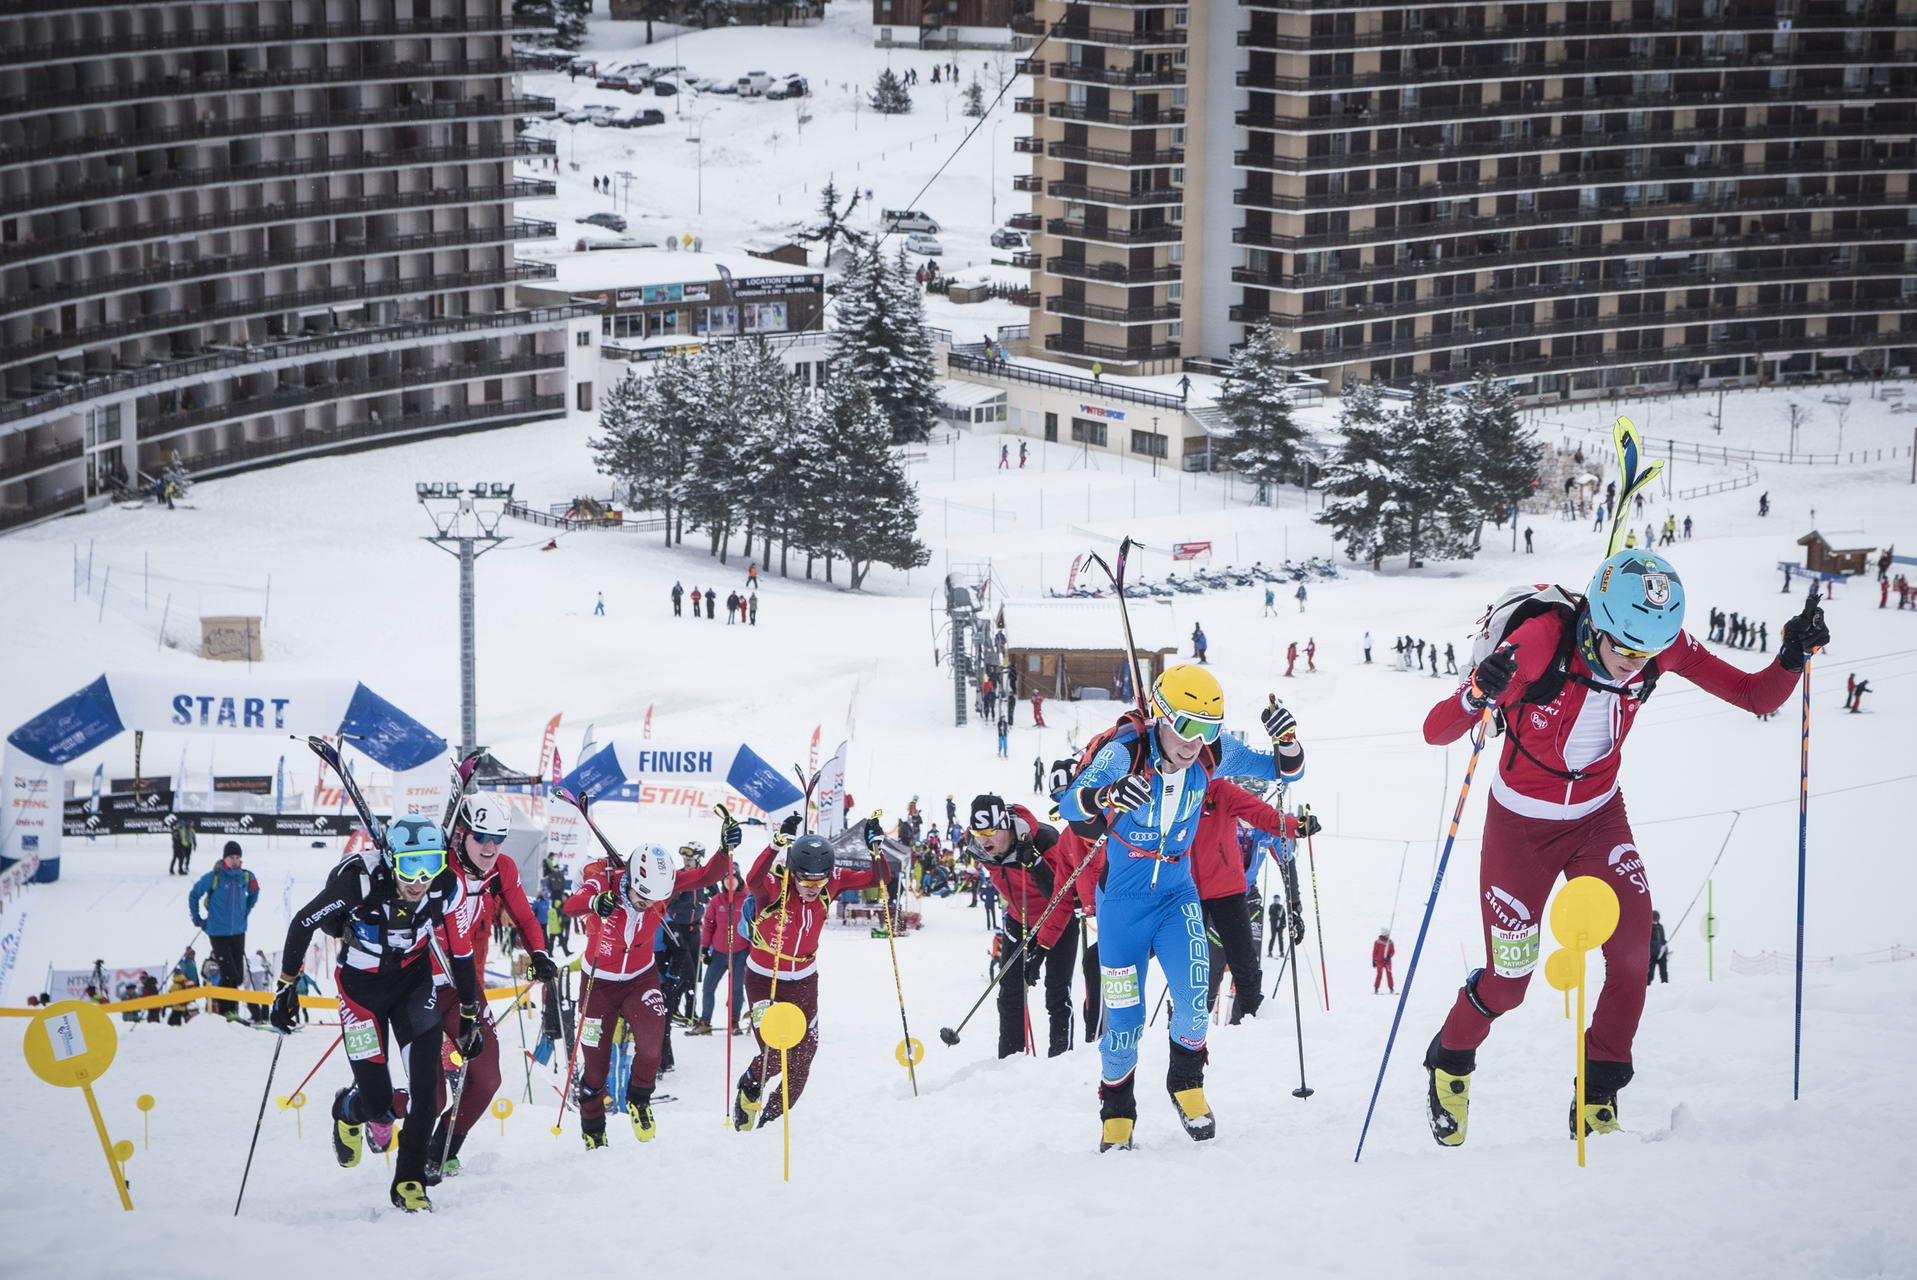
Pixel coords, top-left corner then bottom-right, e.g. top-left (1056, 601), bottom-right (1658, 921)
top-left (391, 847), bottom-right (447, 883)
top-left (1598, 631), bottom-right (1662, 660)
top-left (795, 874), bottom-right (830, 889)
top-left (1159, 712), bottom-right (1223, 745)
top-left (468, 832), bottom-right (506, 846)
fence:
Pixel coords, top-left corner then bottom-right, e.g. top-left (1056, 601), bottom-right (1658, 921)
top-left (1727, 945), bottom-right (1915, 976)
top-left (503, 498), bottom-right (667, 533)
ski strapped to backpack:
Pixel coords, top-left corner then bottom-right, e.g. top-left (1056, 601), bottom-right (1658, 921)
top-left (1468, 585), bottom-right (1661, 783)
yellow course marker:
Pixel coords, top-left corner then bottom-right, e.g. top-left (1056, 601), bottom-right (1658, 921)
top-left (895, 1038), bottom-right (925, 1069)
top-left (287, 1091), bottom-right (306, 1139)
top-left (760, 1001), bottom-right (808, 1182)
top-left (21, 1000), bottom-right (132, 1210)
top-left (136, 1094), bottom-right (155, 1150)
top-left (1543, 947), bottom-right (1584, 1019)
top-left (493, 1096), bottom-right (513, 1137)
top-left (1548, 876), bottom-right (1621, 1168)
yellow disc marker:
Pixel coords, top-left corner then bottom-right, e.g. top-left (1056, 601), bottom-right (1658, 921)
top-left (1543, 947), bottom-right (1583, 1019)
top-left (287, 1091), bottom-right (306, 1140)
top-left (21, 1001), bottom-right (132, 1210)
top-left (1546, 876), bottom-right (1621, 1169)
top-left (895, 1038), bottom-right (925, 1068)
top-left (760, 1001), bottom-right (807, 1183)
top-left (136, 1094), bottom-right (155, 1150)
top-left (493, 1096), bottom-right (513, 1137)
top-left (114, 1139), bottom-right (135, 1163)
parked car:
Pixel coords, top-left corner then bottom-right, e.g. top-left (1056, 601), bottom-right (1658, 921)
top-left (596, 76), bottom-right (633, 92)
top-left (903, 232), bottom-right (944, 255)
top-left (652, 78), bottom-right (679, 97)
top-left (615, 108), bottom-right (667, 127)
top-left (577, 212), bottom-right (628, 231)
top-left (884, 208), bottom-right (941, 233)
top-left (560, 108), bottom-right (592, 124)
top-left (767, 75), bottom-right (808, 100)
top-left (736, 70), bottom-right (772, 96)
top-left (990, 227), bottom-right (1029, 250)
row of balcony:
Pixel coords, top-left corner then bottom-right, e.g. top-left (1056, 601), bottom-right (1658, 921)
top-left (1046, 296), bottom-right (1182, 324)
top-left (1049, 102), bottom-right (1186, 128)
top-left (1047, 61), bottom-right (1185, 88)
top-left (4, 263), bottom-right (553, 372)
top-left (1041, 140), bottom-right (1185, 168)
top-left (0, 95), bottom-right (551, 173)
top-left (1231, 13), bottom-right (1917, 54)
top-left (1233, 49), bottom-right (1917, 95)
top-left (0, 306), bottom-right (589, 430)
top-left (0, 58), bottom-right (522, 121)
top-left (0, 181), bottom-right (550, 274)
top-left (0, 14), bottom-right (543, 70)
top-left (1048, 180), bottom-right (1182, 208)
top-left (4, 221), bottom-right (553, 322)
top-left (1042, 333), bottom-right (1181, 363)
top-left (1044, 256), bottom-right (1183, 285)
top-left (1015, 18), bottom-right (1185, 47)
top-left (1045, 217), bottom-right (1184, 245)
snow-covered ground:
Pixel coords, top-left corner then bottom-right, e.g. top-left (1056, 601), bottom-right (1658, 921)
top-left (1, 371), bottom-right (1913, 1276)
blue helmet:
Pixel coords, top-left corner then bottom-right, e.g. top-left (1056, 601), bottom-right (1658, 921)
top-left (383, 816), bottom-right (449, 883)
top-left (1586, 551), bottom-right (1686, 653)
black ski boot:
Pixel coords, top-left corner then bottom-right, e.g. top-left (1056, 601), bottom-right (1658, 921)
top-left (330, 1087), bottom-right (364, 1169)
top-left (580, 1112), bottom-right (608, 1150)
top-left (424, 1125), bottom-right (465, 1185)
top-left (1167, 1042), bottom-right (1215, 1141)
top-left (1424, 1034), bottom-right (1475, 1148)
top-left (389, 1178), bottom-right (432, 1213)
top-left (1098, 1074), bottom-right (1137, 1152)
top-left (733, 1073), bottom-right (763, 1131)
top-left (1570, 1060), bottom-right (1633, 1138)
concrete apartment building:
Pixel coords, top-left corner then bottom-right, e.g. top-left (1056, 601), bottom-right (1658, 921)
top-left (1014, 0), bottom-right (1917, 395)
top-left (0, 0), bottom-right (593, 531)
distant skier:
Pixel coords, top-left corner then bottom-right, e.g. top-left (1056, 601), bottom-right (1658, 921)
top-left (1030, 690), bottom-right (1046, 726)
top-left (1444, 642), bottom-right (1457, 675)
top-left (1295, 584), bottom-right (1308, 612)
top-left (1285, 641), bottom-right (1298, 677)
top-left (1305, 638), bottom-right (1317, 673)
top-left (996, 716), bottom-right (1010, 759)
top-left (1264, 586), bottom-right (1276, 616)
top-left (1373, 929), bottom-right (1396, 994)
top-left (999, 443), bottom-right (1010, 470)
top-left (1646, 911), bottom-right (1668, 985)
top-left (594, 592), bottom-right (605, 616)
top-left (168, 817), bottom-right (195, 875)
top-left (1363, 631), bottom-right (1373, 664)
top-left (1419, 553), bottom-right (1827, 1148)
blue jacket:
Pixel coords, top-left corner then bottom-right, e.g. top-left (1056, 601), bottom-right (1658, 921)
top-left (189, 863), bottom-right (259, 934)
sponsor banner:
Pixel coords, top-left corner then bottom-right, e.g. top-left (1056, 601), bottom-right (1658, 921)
top-left (730, 273), bottom-right (823, 299)
top-left (214, 775), bottom-right (274, 795)
top-left (109, 776), bottom-right (171, 796)
top-left (0, 895), bottom-right (27, 1002)
top-left (61, 809), bottom-right (359, 838)
top-left (49, 964), bottom-right (173, 1002)
top-left (390, 760), bottom-right (450, 825)
top-left (815, 740), bottom-right (847, 838)
top-left (1172, 541), bottom-right (1213, 561)
top-left (558, 740), bottom-right (804, 814)
top-left (1076, 402), bottom-right (1126, 422)
top-left (2, 743), bottom-right (61, 875)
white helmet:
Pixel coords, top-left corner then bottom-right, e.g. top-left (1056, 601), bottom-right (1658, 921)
top-left (460, 793), bottom-right (511, 838)
top-left (624, 844), bottom-right (676, 906)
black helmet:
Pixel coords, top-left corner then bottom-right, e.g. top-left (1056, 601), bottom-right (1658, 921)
top-left (788, 834), bottom-right (836, 879)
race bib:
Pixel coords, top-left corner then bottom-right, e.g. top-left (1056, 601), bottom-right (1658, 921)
top-left (342, 1018), bottom-right (381, 1062)
top-left (1491, 923), bottom-right (1540, 978)
top-left (581, 1018), bottom-right (604, 1048)
top-left (1101, 965), bottom-right (1140, 1009)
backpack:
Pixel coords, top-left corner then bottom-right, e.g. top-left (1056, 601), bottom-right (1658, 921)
top-left (1060, 709), bottom-right (1220, 841)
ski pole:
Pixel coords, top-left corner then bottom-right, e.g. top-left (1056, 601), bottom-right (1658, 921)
top-left (555, 966), bottom-right (598, 1134)
top-left (512, 975), bottom-right (535, 1103)
top-left (1792, 586), bottom-right (1820, 1101)
top-left (1286, 890), bottom-right (1313, 1100)
top-left (864, 813), bottom-right (920, 1093)
top-left (284, 1030), bottom-right (345, 1103)
top-left (436, 1050), bottom-right (472, 1173)
top-left (939, 847), bottom-right (1097, 1046)
top-left (1353, 697), bottom-right (1499, 1163)
top-left (1301, 803), bottom-right (1330, 1012)
top-left (234, 1033), bottom-right (286, 1216)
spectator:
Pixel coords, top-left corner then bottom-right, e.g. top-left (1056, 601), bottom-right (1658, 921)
top-left (1373, 929), bottom-right (1397, 994)
top-left (978, 874), bottom-right (999, 931)
top-left (1192, 623), bottom-right (1208, 664)
top-left (1030, 690), bottom-right (1045, 727)
top-left (295, 970), bottom-right (321, 1023)
top-left (246, 948), bottom-right (273, 1024)
top-left (168, 817), bottom-right (195, 875)
top-left (1264, 585), bottom-right (1276, 616)
top-left (749, 594), bottom-right (759, 626)
top-left (748, 562), bottom-right (759, 591)
top-left (1295, 583), bottom-right (1308, 612)
top-left (672, 581), bottom-right (684, 616)
top-left (139, 971), bottom-right (162, 1023)
top-left (1524, 526), bottom-right (1535, 553)
top-left (999, 443), bottom-right (1009, 470)
top-left (705, 590), bottom-right (715, 620)
top-left (1019, 440), bottom-right (1029, 469)
top-left (594, 592), bottom-right (605, 617)
top-left (1306, 637), bottom-right (1318, 673)
top-left (1682, 514), bottom-right (1693, 539)
top-left (996, 716), bottom-right (1010, 759)
top-left (1033, 755), bottom-right (1045, 792)
top-left (1363, 631), bottom-right (1373, 663)
top-left (188, 842), bottom-right (259, 1019)
top-left (1647, 911), bottom-right (1669, 985)
top-left (694, 868), bottom-right (750, 1035)
top-left (726, 590), bottom-right (740, 625)
top-left (689, 587), bottom-right (702, 618)
top-left (1285, 640), bottom-right (1298, 678)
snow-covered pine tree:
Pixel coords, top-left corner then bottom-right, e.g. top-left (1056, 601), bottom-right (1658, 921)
top-left (807, 382), bottom-right (930, 589)
top-left (552, 0), bottom-right (589, 50)
top-left (799, 179), bottom-right (869, 270)
top-left (1215, 325), bottom-right (1306, 505)
top-left (1313, 381), bottom-right (1403, 569)
top-left (870, 68), bottom-right (913, 114)
top-left (829, 247), bottom-right (941, 444)
top-left (1455, 370), bottom-right (1543, 540)
top-left (588, 370), bottom-right (682, 546)
top-left (962, 77), bottom-right (986, 117)
top-left (1389, 377), bottom-right (1477, 567)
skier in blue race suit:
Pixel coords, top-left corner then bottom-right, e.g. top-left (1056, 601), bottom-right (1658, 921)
top-left (1059, 664), bottom-right (1305, 1151)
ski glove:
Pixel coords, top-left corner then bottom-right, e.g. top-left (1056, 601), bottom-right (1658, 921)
top-left (1023, 944), bottom-right (1046, 986)
top-left (1089, 774), bottom-right (1152, 815)
top-left (1778, 604), bottom-right (1830, 673)
top-left (719, 815), bottom-right (744, 850)
top-left (774, 813), bottom-right (801, 849)
top-left (1467, 647), bottom-right (1520, 708)
top-left (701, 947), bottom-right (715, 965)
top-left (527, 950), bottom-right (559, 983)
top-left (590, 889), bottom-right (620, 918)
top-left (1261, 700), bottom-right (1299, 747)
top-left (1290, 812), bottom-right (1323, 840)
top-left (268, 976), bottom-right (301, 1033)
top-left (456, 1003), bottom-right (485, 1059)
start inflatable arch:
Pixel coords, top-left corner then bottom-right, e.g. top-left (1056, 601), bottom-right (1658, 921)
top-left (3, 672), bottom-right (446, 882)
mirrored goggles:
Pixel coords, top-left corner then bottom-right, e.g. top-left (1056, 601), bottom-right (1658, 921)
top-left (795, 874), bottom-right (830, 889)
top-left (393, 848), bottom-right (447, 883)
top-left (1161, 713), bottom-right (1223, 745)
top-left (469, 832), bottom-right (506, 846)
top-left (1600, 632), bottom-right (1662, 661)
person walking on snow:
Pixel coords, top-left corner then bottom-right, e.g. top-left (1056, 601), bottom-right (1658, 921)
top-left (705, 590), bottom-right (715, 620)
top-left (1285, 641), bottom-right (1298, 677)
top-left (671, 581), bottom-right (683, 616)
top-left (1019, 440), bottom-right (1029, 468)
top-left (594, 592), bottom-right (605, 616)
top-left (996, 716), bottom-right (1010, 759)
top-left (1419, 551), bottom-right (1827, 1148)
top-left (1058, 667), bottom-right (1305, 1149)
top-left (1031, 690), bottom-right (1046, 727)
top-left (1373, 929), bottom-right (1397, 994)
top-left (1264, 586), bottom-right (1276, 616)
top-left (1306, 638), bottom-right (1317, 673)
top-left (1363, 631), bottom-right (1373, 664)
top-left (749, 594), bottom-right (758, 626)
top-left (189, 842), bottom-right (258, 1018)
top-left (999, 443), bottom-right (1010, 469)
top-left (689, 587), bottom-right (701, 619)
top-left (1646, 911), bottom-right (1668, 985)
top-left (1296, 584), bottom-right (1308, 612)
top-left (1192, 624), bottom-right (1208, 664)
top-left (169, 816), bottom-right (196, 875)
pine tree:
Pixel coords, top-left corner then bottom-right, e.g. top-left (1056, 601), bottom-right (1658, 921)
top-left (1314, 381), bottom-right (1402, 569)
top-left (829, 247), bottom-right (941, 444)
top-left (807, 383), bottom-right (930, 589)
top-left (1390, 377), bottom-right (1476, 568)
top-left (1455, 371), bottom-right (1543, 539)
top-left (1215, 325), bottom-right (1306, 505)
top-left (799, 179), bottom-right (869, 271)
top-left (552, 0), bottom-right (589, 50)
top-left (962, 77), bottom-right (986, 118)
top-left (870, 68), bottom-right (913, 114)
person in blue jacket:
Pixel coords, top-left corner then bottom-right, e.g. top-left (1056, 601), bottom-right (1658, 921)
top-left (1058, 665), bottom-right (1305, 1151)
top-left (190, 841), bottom-right (259, 1018)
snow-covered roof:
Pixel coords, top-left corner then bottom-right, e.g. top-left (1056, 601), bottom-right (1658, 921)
top-left (1001, 597), bottom-right (1182, 654)
top-left (536, 248), bottom-right (821, 295)
top-left (933, 378), bottom-right (1005, 409)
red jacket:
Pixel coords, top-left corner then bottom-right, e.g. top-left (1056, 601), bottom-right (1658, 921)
top-left (438, 853), bottom-right (547, 984)
top-left (563, 852), bottom-right (732, 980)
top-left (1035, 827), bottom-right (1101, 945)
top-left (1424, 614), bottom-right (1799, 820)
top-left (1372, 937), bottom-right (1396, 967)
top-left (1189, 780), bottom-right (1298, 900)
top-left (700, 887), bottom-right (750, 956)
top-left (743, 845), bottom-right (889, 981)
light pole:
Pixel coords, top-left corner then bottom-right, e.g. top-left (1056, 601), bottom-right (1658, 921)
top-left (415, 482), bottom-right (512, 758)
top-left (617, 169), bottom-right (637, 214)
top-left (990, 119), bottom-right (1002, 228)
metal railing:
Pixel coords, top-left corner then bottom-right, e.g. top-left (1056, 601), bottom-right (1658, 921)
top-left (948, 350), bottom-right (1188, 408)
top-left (0, 14), bottom-right (544, 69)
top-left (0, 58), bottom-right (523, 119)
top-left (1233, 13), bottom-right (1917, 52)
top-left (1047, 297), bottom-right (1181, 323)
top-left (1232, 48), bottom-right (1917, 96)
top-left (180, 396), bottom-right (566, 479)
top-left (1047, 62), bottom-right (1186, 88)
top-left (1048, 102), bottom-right (1186, 127)
top-left (0, 437), bottom-right (81, 484)
top-left (1047, 181), bottom-right (1182, 207)
top-left (1048, 141), bottom-right (1183, 167)
top-left (1046, 218), bottom-right (1183, 245)
top-left (1050, 24), bottom-right (1186, 47)
top-left (1046, 257), bottom-right (1183, 285)
top-left (1042, 333), bottom-right (1181, 363)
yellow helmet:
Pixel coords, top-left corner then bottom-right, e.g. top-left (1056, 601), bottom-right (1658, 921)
top-left (1150, 664), bottom-right (1223, 744)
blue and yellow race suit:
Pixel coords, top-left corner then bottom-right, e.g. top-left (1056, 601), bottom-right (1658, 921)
top-left (1061, 721), bottom-right (1304, 1087)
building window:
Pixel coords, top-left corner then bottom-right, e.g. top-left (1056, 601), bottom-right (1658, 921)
top-left (1168, 320), bottom-right (1183, 340)
top-left (1070, 418), bottom-right (1107, 447)
top-left (1174, 7), bottom-right (1188, 25)
top-left (575, 328), bottom-right (593, 347)
top-left (1131, 430), bottom-right (1168, 458)
top-left (576, 381), bottom-right (594, 412)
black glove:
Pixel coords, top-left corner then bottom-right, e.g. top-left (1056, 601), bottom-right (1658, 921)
top-left (591, 889), bottom-right (619, 918)
top-left (268, 976), bottom-right (301, 1033)
top-left (1092, 774), bottom-right (1152, 814)
top-left (1290, 914), bottom-right (1306, 947)
top-left (1778, 600), bottom-right (1829, 673)
top-left (1261, 699), bottom-right (1298, 747)
top-left (719, 815), bottom-right (744, 850)
top-left (456, 1003), bottom-right (485, 1060)
top-left (864, 825), bottom-right (885, 851)
top-left (1296, 811), bottom-right (1323, 839)
top-left (1467, 647), bottom-right (1519, 708)
top-left (1023, 944), bottom-right (1046, 986)
top-left (701, 947), bottom-right (714, 965)
top-left (527, 950), bottom-right (559, 983)
top-left (775, 813), bottom-right (801, 848)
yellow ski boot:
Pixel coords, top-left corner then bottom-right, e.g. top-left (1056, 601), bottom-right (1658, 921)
top-left (1098, 1075), bottom-right (1137, 1152)
top-left (628, 1096), bottom-right (658, 1143)
top-left (330, 1088), bottom-right (365, 1168)
top-left (389, 1180), bottom-right (432, 1214)
top-left (1099, 1118), bottom-right (1135, 1152)
top-left (1571, 1095), bottom-right (1622, 1138)
top-left (1428, 1068), bottom-right (1471, 1147)
top-left (733, 1076), bottom-right (763, 1131)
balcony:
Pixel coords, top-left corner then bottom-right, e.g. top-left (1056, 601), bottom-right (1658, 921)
top-left (0, 14), bottom-right (544, 71)
top-left (0, 438), bottom-right (83, 485)
top-left (1043, 333), bottom-right (1181, 363)
top-left (1047, 296), bottom-right (1182, 324)
top-left (1015, 96), bottom-right (1047, 114)
top-left (0, 58), bottom-right (522, 121)
top-left (1048, 62), bottom-right (1186, 88)
top-left (1049, 102), bottom-right (1186, 128)
top-left (1047, 218), bottom-right (1184, 246)
top-left (1007, 212), bottom-right (1044, 231)
top-left (1052, 24), bottom-right (1186, 48)
top-left (1229, 306), bottom-right (1279, 325)
top-left (4, 222), bottom-right (554, 323)
top-left (179, 396), bottom-right (568, 481)
top-left (1233, 14), bottom-right (1917, 54)
top-left (1015, 58), bottom-right (1045, 76)
top-left (1232, 49), bottom-right (1916, 97)
top-left (1008, 287), bottom-right (1042, 307)
top-left (1013, 174), bottom-right (1043, 193)
top-left (1012, 15), bottom-right (1049, 35)
top-left (3, 264), bottom-right (555, 373)
top-left (1047, 258), bottom-right (1182, 285)
top-left (0, 183), bottom-right (552, 273)
top-left (0, 96), bottom-right (553, 173)
top-left (1011, 250), bottom-right (1043, 269)
top-left (1049, 181), bottom-right (1182, 208)
top-left (1013, 134), bottom-right (1044, 153)
top-left (1049, 141), bottom-right (1184, 168)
